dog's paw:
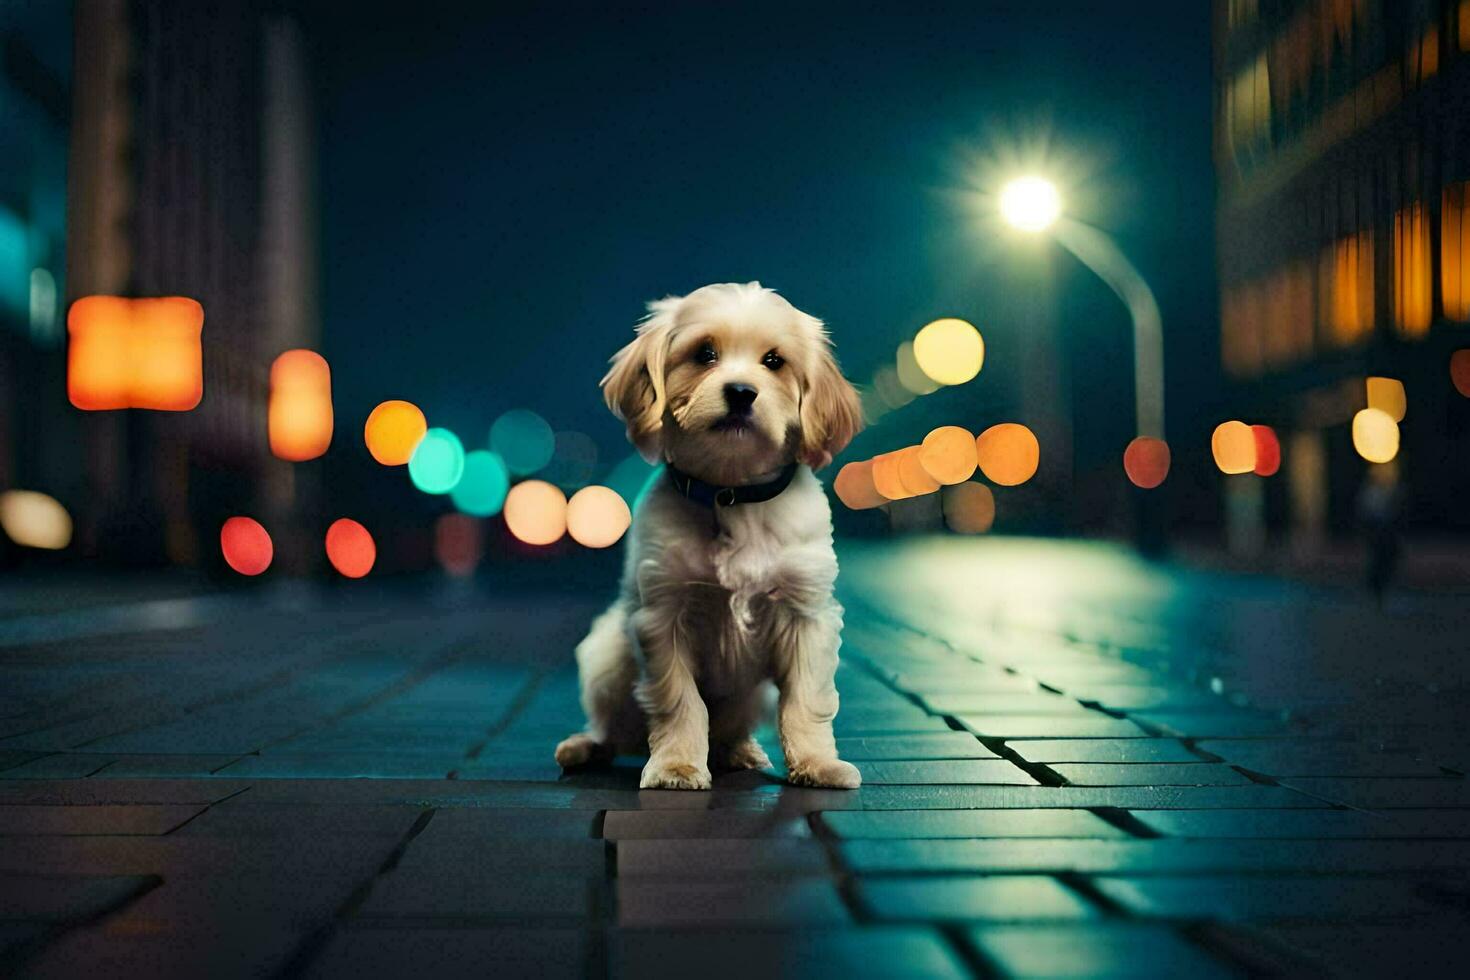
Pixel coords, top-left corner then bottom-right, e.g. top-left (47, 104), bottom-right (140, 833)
top-left (554, 733), bottom-right (603, 769)
top-left (787, 757), bottom-right (861, 789)
top-left (716, 738), bottom-right (773, 772)
top-left (640, 759), bottom-right (712, 790)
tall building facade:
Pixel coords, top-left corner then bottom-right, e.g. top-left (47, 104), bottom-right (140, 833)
top-left (1215, 0), bottom-right (1470, 546)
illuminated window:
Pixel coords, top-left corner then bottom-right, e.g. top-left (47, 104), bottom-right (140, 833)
top-left (1393, 203), bottom-right (1431, 337)
top-left (1408, 26), bottom-right (1440, 84)
top-left (1320, 232), bottom-right (1374, 346)
top-left (1445, 183), bottom-right (1470, 322)
top-left (1226, 54), bottom-right (1271, 170)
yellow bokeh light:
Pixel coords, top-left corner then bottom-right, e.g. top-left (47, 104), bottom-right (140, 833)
top-left (67, 296), bottom-right (204, 411)
top-left (364, 400), bottom-right (428, 466)
top-left (1366, 376), bottom-right (1406, 422)
top-left (833, 460), bottom-right (886, 510)
top-left (0, 490), bottom-right (72, 550)
top-left (896, 446), bottom-right (940, 496)
top-left (895, 341), bottom-right (939, 395)
top-left (269, 350), bottom-right (334, 462)
top-left (566, 485), bottom-right (631, 548)
top-left (975, 423), bottom-right (1039, 486)
top-left (504, 479), bottom-right (568, 546)
top-left (1211, 420), bottom-right (1256, 474)
top-left (1352, 408), bottom-right (1400, 464)
top-left (913, 318), bottom-right (984, 386)
top-left (871, 451), bottom-right (913, 500)
top-left (943, 482), bottom-right (995, 534)
top-left (998, 176), bottom-right (1062, 232)
top-left (919, 426), bottom-right (978, 485)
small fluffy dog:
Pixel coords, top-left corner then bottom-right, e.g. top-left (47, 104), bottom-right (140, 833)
top-left (555, 282), bottom-right (864, 789)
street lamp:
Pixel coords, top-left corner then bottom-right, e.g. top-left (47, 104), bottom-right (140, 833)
top-left (998, 176), bottom-right (1165, 444)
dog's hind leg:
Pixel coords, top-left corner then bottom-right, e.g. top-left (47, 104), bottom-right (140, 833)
top-left (556, 603), bottom-right (640, 769)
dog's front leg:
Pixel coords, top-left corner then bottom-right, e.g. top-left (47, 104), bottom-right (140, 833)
top-left (633, 603), bottom-right (712, 790)
top-left (774, 605), bottom-right (861, 789)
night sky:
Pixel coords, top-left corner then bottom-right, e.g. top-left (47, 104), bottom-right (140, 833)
top-left (308, 1), bottom-right (1217, 497)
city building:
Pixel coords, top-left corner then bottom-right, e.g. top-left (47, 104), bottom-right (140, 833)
top-left (1215, 0), bottom-right (1470, 547)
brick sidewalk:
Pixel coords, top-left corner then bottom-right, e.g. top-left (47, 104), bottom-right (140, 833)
top-left (1, 541), bottom-right (1468, 977)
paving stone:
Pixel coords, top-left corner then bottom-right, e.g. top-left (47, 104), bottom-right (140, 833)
top-left (833, 710), bottom-right (953, 735)
top-left (0, 754), bottom-right (116, 779)
top-left (819, 809), bottom-right (1128, 840)
top-left (0, 835), bottom-right (397, 878)
top-left (1009, 739), bottom-right (1204, 764)
top-left (214, 754), bottom-right (456, 779)
top-left (1129, 712), bottom-right (1295, 738)
top-left (0, 803), bottom-right (203, 835)
top-left (857, 760), bottom-right (1039, 785)
top-left (1050, 763), bottom-right (1254, 787)
top-left (0, 751), bottom-right (46, 774)
top-left (854, 783), bottom-right (1328, 810)
top-left (603, 809), bottom-right (810, 839)
top-left (1054, 685), bottom-right (1229, 710)
top-left (610, 926), bottom-right (968, 979)
top-left (15, 921), bottom-right (307, 980)
top-left (1195, 739), bottom-right (1452, 777)
top-left (0, 873), bottom-right (158, 922)
top-left (171, 803), bottom-right (425, 838)
top-left (841, 838), bottom-right (1470, 874)
top-left (1219, 922), bottom-right (1470, 977)
top-left (0, 779), bottom-right (250, 806)
top-left (422, 807), bottom-right (598, 840)
top-left (92, 754), bottom-right (242, 777)
top-left (101, 869), bottom-right (366, 926)
top-left (966, 922), bottom-right (1238, 978)
top-left (357, 870), bottom-right (595, 920)
top-left (616, 878), bottom-right (850, 926)
top-left (855, 875), bottom-right (1098, 922)
top-left (1132, 808), bottom-right (1470, 839)
top-left (890, 672), bottom-right (1040, 694)
top-left (836, 734), bottom-right (996, 760)
top-left (617, 838), bottom-right (830, 876)
top-left (917, 693), bottom-right (1089, 716)
top-left (956, 714), bottom-right (1150, 739)
top-left (1091, 875), bottom-right (1446, 921)
top-left (304, 926), bottom-right (586, 980)
top-left (393, 837), bottom-right (607, 877)
top-left (1280, 777), bottom-right (1470, 809)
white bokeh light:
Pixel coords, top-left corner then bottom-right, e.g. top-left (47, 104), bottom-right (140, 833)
top-left (998, 176), bottom-right (1062, 232)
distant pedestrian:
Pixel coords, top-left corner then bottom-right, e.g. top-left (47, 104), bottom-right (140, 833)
top-left (1356, 460), bottom-right (1403, 604)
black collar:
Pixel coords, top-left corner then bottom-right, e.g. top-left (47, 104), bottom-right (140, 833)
top-left (666, 462), bottom-right (799, 508)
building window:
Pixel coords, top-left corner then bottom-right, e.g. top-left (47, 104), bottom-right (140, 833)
top-left (1226, 53), bottom-right (1272, 170)
top-left (1445, 182), bottom-right (1470, 322)
top-left (1393, 203), bottom-right (1432, 337)
top-left (1320, 231), bottom-right (1375, 346)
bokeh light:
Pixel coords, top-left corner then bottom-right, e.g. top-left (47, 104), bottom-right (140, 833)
top-left (895, 341), bottom-right (939, 395)
top-left (408, 428), bottom-right (466, 494)
top-left (434, 513), bottom-right (482, 578)
top-left (1251, 425), bottom-right (1281, 477)
top-left (897, 445), bottom-right (940, 495)
top-left (1452, 350), bottom-right (1470, 397)
top-left (1123, 437), bottom-right (1171, 489)
top-left (872, 366), bottom-right (914, 409)
top-left (504, 480), bottom-right (568, 545)
top-left (566, 485), bottom-right (632, 548)
top-left (219, 516), bottom-right (272, 576)
top-left (0, 490), bottom-right (72, 550)
top-left (364, 400), bottom-right (427, 465)
top-left (450, 450), bottom-right (510, 516)
top-left (1352, 408), bottom-right (1400, 463)
top-left (605, 453), bottom-right (659, 509)
top-left (1211, 420), bottom-right (1256, 474)
top-left (913, 318), bottom-right (984, 386)
top-left (67, 295), bottom-right (204, 411)
top-left (268, 350), bottom-right (333, 462)
top-left (1366, 376), bottom-right (1406, 421)
top-left (975, 423), bottom-right (1039, 486)
top-left (919, 426), bottom-right (978, 485)
top-left (998, 176), bottom-right (1062, 232)
top-left (325, 518), bottom-right (376, 578)
top-left (943, 482), bottom-right (996, 533)
top-left (491, 409), bottom-right (555, 476)
top-left (833, 460), bottom-right (886, 510)
top-left (543, 431), bottom-right (599, 490)
top-left (871, 451), bottom-right (913, 500)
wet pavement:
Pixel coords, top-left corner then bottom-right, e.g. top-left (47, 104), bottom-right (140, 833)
top-left (1, 537), bottom-right (1468, 977)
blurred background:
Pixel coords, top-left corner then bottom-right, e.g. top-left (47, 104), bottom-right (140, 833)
top-left (2, 0), bottom-right (1469, 592)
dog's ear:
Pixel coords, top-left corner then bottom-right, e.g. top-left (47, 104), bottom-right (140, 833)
top-left (602, 296), bottom-right (679, 462)
top-left (798, 315), bottom-right (863, 470)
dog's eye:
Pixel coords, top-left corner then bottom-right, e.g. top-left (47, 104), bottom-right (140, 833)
top-left (694, 342), bottom-right (718, 365)
top-left (762, 351), bottom-right (785, 371)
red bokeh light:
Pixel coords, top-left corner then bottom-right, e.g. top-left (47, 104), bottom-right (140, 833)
top-left (1122, 437), bottom-right (1171, 489)
top-left (220, 517), bottom-right (272, 576)
top-left (325, 518), bottom-right (376, 578)
top-left (1251, 425), bottom-right (1281, 477)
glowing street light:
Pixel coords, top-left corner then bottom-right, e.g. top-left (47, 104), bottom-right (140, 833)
top-left (998, 176), bottom-right (1062, 233)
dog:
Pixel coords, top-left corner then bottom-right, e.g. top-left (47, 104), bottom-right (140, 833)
top-left (554, 282), bottom-right (865, 789)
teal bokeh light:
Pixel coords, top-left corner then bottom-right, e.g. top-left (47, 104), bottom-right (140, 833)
top-left (451, 450), bottom-right (510, 516)
top-left (409, 428), bottom-right (466, 494)
top-left (491, 409), bottom-right (555, 476)
top-left (605, 453), bottom-right (661, 511)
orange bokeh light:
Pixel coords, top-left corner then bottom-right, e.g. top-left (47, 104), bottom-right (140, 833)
top-left (220, 517), bottom-right (273, 576)
top-left (1123, 437), bottom-right (1171, 489)
top-left (269, 350), bottom-right (334, 462)
top-left (68, 296), bottom-right (204, 411)
top-left (1452, 350), bottom-right (1470, 397)
top-left (1212, 420), bottom-right (1256, 474)
top-left (504, 480), bottom-right (568, 546)
top-left (871, 451), bottom-right (913, 500)
top-left (1251, 425), bottom-right (1281, 477)
top-left (364, 400), bottom-right (428, 466)
top-left (566, 485), bottom-right (632, 548)
top-left (896, 446), bottom-right (940, 496)
top-left (434, 513), bottom-right (482, 577)
top-left (833, 460), bottom-right (886, 510)
top-left (325, 518), bottom-right (376, 578)
top-left (943, 482), bottom-right (996, 534)
top-left (919, 426), bottom-right (977, 485)
top-left (975, 423), bottom-right (1039, 486)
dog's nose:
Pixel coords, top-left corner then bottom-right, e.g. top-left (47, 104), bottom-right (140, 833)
top-left (723, 382), bottom-right (758, 414)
